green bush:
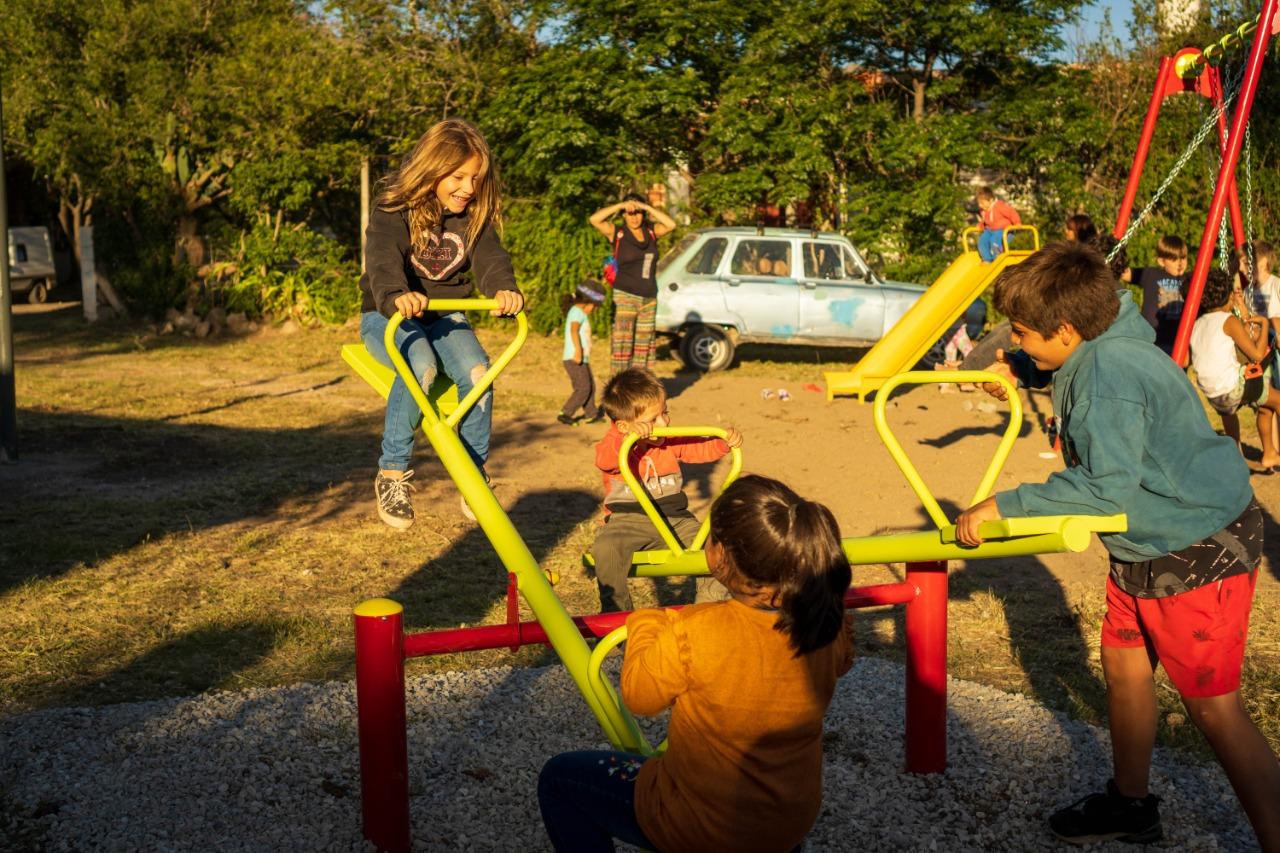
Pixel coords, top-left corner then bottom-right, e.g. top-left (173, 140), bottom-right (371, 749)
top-left (501, 202), bottom-right (610, 336)
top-left (209, 217), bottom-right (360, 324)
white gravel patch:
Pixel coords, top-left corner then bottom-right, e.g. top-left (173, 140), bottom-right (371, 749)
top-left (0, 657), bottom-right (1257, 851)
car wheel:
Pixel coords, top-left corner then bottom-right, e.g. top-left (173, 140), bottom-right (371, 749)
top-left (962, 320), bottom-right (1012, 370)
top-left (27, 280), bottom-right (49, 305)
top-left (679, 325), bottom-right (735, 372)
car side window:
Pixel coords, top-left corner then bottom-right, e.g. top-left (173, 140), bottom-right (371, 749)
top-left (685, 237), bottom-right (727, 275)
top-left (730, 240), bottom-right (793, 277)
top-left (14, 244), bottom-right (28, 263)
top-left (803, 242), bottom-right (844, 280)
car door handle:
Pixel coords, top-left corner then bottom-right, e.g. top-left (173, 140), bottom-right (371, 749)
top-left (726, 278), bottom-right (741, 287)
top-left (801, 280), bottom-right (817, 289)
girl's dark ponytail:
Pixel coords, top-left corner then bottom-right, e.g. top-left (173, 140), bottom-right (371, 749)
top-left (709, 475), bottom-right (851, 656)
top-left (773, 500), bottom-right (851, 655)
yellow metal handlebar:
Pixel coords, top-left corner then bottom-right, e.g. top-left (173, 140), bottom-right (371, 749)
top-left (961, 224), bottom-right (1040, 254)
top-left (382, 302), bottom-right (528, 430)
top-left (585, 625), bottom-right (655, 755)
top-left (873, 370), bottom-right (1021, 530)
top-left (617, 427), bottom-right (744, 557)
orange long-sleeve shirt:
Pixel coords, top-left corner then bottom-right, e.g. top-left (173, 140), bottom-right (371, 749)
top-left (594, 424), bottom-right (731, 515)
top-left (981, 198), bottom-right (1021, 232)
top-left (622, 601), bottom-right (854, 852)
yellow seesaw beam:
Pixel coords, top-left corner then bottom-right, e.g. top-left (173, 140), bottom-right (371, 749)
top-left (825, 226), bottom-right (1039, 401)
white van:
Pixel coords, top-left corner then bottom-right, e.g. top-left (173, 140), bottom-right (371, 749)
top-left (7, 227), bottom-right (57, 304)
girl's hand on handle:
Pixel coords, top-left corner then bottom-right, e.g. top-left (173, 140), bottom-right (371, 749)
top-left (492, 290), bottom-right (524, 316)
top-left (724, 427), bottom-right (743, 448)
top-left (979, 349), bottom-right (1015, 401)
top-left (394, 292), bottom-right (430, 318)
top-left (955, 496), bottom-right (1002, 547)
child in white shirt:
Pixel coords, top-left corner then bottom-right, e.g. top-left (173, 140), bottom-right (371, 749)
top-left (1189, 269), bottom-right (1280, 469)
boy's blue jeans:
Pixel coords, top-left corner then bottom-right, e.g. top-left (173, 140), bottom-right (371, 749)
top-left (360, 310), bottom-right (491, 472)
top-left (978, 228), bottom-right (1005, 262)
top-left (538, 751), bottom-right (654, 852)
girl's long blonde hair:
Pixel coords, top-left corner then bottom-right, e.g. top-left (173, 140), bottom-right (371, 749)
top-left (377, 119), bottom-right (501, 252)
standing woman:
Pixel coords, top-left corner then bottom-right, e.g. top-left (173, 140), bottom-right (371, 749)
top-left (360, 119), bottom-right (524, 530)
top-left (589, 193), bottom-right (677, 374)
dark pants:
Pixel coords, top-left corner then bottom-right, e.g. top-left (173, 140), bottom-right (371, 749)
top-left (562, 359), bottom-right (597, 418)
top-left (538, 751), bottom-right (654, 852)
top-left (591, 509), bottom-right (729, 612)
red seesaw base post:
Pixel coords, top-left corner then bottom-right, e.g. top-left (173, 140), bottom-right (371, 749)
top-left (354, 599), bottom-right (411, 853)
top-left (904, 560), bottom-right (948, 774)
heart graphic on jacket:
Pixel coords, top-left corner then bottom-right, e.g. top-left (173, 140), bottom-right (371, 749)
top-left (412, 231), bottom-right (466, 280)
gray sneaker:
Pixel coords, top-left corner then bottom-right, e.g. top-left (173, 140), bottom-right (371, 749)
top-left (375, 470), bottom-right (416, 530)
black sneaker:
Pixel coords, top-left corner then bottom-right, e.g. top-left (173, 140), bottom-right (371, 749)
top-left (556, 413), bottom-right (580, 426)
top-left (375, 470), bottom-right (416, 530)
top-left (586, 408), bottom-right (606, 424)
top-left (1049, 780), bottom-right (1163, 845)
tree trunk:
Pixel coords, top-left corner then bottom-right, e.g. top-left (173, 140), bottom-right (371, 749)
top-left (56, 176), bottom-right (94, 282)
top-left (173, 214), bottom-right (205, 268)
top-left (912, 78), bottom-right (926, 122)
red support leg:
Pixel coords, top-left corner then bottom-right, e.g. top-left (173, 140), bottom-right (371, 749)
top-left (904, 561), bottom-right (948, 774)
top-left (354, 599), bottom-right (411, 853)
top-left (1114, 57), bottom-right (1174, 237)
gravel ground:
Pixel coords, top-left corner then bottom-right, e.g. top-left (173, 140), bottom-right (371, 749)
top-left (0, 657), bottom-right (1257, 852)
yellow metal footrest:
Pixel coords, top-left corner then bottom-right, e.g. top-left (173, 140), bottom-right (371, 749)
top-left (341, 343), bottom-right (458, 415)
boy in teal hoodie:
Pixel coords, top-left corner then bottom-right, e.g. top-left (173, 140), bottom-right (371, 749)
top-left (956, 242), bottom-right (1279, 850)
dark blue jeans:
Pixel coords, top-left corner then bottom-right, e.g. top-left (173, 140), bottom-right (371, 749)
top-left (538, 750), bottom-right (654, 852)
top-left (360, 310), bottom-right (491, 471)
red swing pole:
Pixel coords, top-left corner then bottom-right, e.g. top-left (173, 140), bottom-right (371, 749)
top-left (1172, 0), bottom-right (1278, 367)
top-left (1114, 57), bottom-right (1175, 238)
top-left (1207, 68), bottom-right (1247, 252)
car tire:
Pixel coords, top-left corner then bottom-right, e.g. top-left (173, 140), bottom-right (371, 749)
top-left (962, 320), bottom-right (1012, 371)
top-left (27, 280), bottom-right (49, 305)
top-left (679, 325), bottom-right (735, 372)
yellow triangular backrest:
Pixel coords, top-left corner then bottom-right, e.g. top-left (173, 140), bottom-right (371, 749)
top-left (341, 343), bottom-right (458, 415)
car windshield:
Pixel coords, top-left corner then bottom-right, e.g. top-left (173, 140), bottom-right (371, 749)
top-left (657, 232), bottom-right (699, 274)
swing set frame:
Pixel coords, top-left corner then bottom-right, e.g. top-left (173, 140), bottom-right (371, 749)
top-left (1112, 1), bottom-right (1279, 365)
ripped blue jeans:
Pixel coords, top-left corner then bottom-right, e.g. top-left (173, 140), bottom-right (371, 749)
top-left (360, 310), bottom-right (491, 472)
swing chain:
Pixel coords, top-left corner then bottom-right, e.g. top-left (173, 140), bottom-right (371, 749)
top-left (1108, 63), bottom-right (1246, 264)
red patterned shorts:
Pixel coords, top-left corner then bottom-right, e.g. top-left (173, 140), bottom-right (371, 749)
top-left (1101, 570), bottom-right (1258, 697)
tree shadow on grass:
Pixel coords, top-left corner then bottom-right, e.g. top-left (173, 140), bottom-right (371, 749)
top-left (0, 408), bottom-right (380, 597)
top-left (40, 622), bottom-right (282, 709)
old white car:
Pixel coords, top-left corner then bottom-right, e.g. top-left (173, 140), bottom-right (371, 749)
top-left (655, 227), bottom-right (927, 371)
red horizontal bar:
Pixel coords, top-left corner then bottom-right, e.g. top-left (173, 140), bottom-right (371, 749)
top-left (403, 581), bottom-right (918, 658)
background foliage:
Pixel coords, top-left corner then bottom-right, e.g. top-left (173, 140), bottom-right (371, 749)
top-left (2, 0), bottom-right (1278, 330)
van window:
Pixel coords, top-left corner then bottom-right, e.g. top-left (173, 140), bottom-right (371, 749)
top-left (730, 240), bottom-right (793, 278)
top-left (657, 232), bottom-right (699, 274)
top-left (14, 244), bottom-right (28, 263)
top-left (684, 237), bottom-right (727, 275)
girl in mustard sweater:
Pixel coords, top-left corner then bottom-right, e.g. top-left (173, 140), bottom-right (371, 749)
top-left (538, 475), bottom-right (854, 852)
